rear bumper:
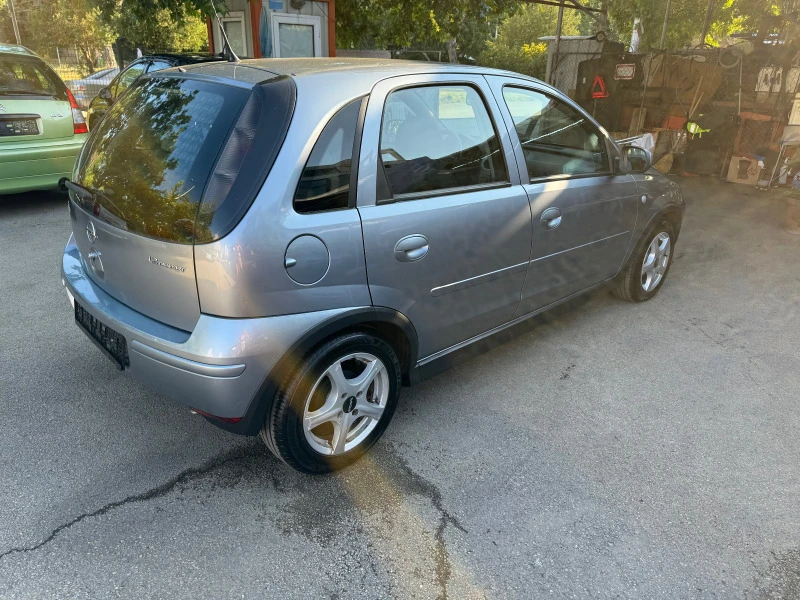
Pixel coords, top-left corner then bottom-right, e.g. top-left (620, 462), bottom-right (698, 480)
top-left (61, 234), bottom-right (349, 430)
top-left (0, 135), bottom-right (86, 194)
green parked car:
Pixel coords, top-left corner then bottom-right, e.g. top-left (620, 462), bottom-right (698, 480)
top-left (0, 43), bottom-right (88, 195)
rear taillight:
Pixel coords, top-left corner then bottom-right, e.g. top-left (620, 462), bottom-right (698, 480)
top-left (66, 88), bottom-right (88, 134)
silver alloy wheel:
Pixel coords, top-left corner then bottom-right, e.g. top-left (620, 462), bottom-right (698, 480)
top-left (303, 352), bottom-right (390, 456)
top-left (641, 231), bottom-right (671, 292)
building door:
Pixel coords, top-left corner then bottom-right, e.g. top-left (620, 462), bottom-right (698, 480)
top-left (213, 11), bottom-right (247, 57)
top-left (271, 14), bottom-right (322, 57)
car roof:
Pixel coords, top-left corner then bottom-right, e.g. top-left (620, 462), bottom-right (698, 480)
top-left (0, 43), bottom-right (39, 58)
top-left (144, 53), bottom-right (225, 65)
top-left (193, 57), bottom-right (527, 78)
top-left (176, 57), bottom-right (544, 91)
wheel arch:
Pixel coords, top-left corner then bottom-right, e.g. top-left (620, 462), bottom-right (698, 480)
top-left (657, 203), bottom-right (684, 241)
top-left (223, 307), bottom-right (419, 436)
top-left (617, 201), bottom-right (684, 282)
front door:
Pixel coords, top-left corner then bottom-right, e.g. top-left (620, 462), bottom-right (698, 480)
top-left (488, 79), bottom-right (639, 314)
top-left (357, 75), bottom-right (532, 359)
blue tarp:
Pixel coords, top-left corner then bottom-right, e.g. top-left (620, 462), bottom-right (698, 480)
top-left (260, 3), bottom-right (272, 58)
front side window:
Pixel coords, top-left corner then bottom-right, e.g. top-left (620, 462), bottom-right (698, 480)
top-left (113, 61), bottom-right (147, 97)
top-left (294, 98), bottom-right (362, 213)
top-left (502, 86), bottom-right (609, 180)
top-left (379, 84), bottom-right (508, 198)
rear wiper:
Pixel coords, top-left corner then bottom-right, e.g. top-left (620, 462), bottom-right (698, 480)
top-left (59, 178), bottom-right (93, 202)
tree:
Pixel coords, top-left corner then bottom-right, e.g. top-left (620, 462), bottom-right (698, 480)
top-left (607, 0), bottom-right (783, 50)
top-left (112, 3), bottom-right (208, 53)
top-left (336, 0), bottom-right (517, 62)
top-left (479, 3), bottom-right (581, 78)
top-left (0, 0), bottom-right (114, 71)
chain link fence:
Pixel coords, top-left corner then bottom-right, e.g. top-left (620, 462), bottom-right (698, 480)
top-left (36, 46), bottom-right (118, 110)
top-left (32, 40), bottom-right (212, 110)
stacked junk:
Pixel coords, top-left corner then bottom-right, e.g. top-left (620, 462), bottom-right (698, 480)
top-left (542, 33), bottom-right (800, 232)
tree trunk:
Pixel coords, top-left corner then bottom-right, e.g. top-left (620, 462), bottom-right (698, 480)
top-left (446, 38), bottom-right (458, 64)
top-left (597, 0), bottom-right (609, 33)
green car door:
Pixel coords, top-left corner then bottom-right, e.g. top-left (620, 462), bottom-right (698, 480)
top-left (0, 44), bottom-right (88, 195)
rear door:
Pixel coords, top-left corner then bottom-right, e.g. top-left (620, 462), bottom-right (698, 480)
top-left (0, 54), bottom-right (72, 142)
top-left (70, 75), bottom-right (252, 332)
top-left (488, 78), bottom-right (639, 314)
top-left (356, 74), bottom-right (532, 359)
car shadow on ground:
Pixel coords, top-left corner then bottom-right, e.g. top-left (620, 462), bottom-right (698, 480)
top-left (0, 190), bottom-right (67, 218)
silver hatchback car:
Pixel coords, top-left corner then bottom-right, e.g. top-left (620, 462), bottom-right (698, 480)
top-left (62, 59), bottom-right (684, 473)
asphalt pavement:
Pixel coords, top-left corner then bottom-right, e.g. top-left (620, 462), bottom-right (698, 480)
top-left (0, 178), bottom-right (798, 599)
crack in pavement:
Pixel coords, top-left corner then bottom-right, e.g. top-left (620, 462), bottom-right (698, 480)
top-left (0, 443), bottom-right (262, 563)
top-left (388, 449), bottom-right (468, 600)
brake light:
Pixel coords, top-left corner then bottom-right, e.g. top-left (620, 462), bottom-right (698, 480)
top-left (66, 88), bottom-right (88, 134)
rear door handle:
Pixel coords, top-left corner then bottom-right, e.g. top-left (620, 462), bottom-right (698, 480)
top-left (541, 207), bottom-right (563, 230)
top-left (394, 234), bottom-right (429, 262)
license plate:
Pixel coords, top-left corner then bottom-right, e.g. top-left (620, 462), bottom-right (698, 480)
top-left (0, 118), bottom-right (39, 136)
top-left (75, 301), bottom-right (129, 369)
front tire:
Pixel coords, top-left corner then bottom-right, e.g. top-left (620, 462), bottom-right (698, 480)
top-left (613, 219), bottom-right (676, 302)
top-left (261, 332), bottom-right (401, 473)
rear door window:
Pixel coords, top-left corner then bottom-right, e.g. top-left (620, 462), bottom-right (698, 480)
top-left (379, 84), bottom-right (508, 198)
top-left (77, 77), bottom-right (250, 243)
top-left (0, 55), bottom-right (64, 99)
top-left (502, 86), bottom-right (609, 180)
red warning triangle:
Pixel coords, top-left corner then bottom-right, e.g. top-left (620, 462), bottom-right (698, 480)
top-left (590, 74), bottom-right (609, 99)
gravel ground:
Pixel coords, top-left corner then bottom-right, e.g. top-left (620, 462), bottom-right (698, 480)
top-left (0, 178), bottom-right (798, 599)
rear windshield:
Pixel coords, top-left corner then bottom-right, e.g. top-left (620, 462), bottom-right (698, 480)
top-left (0, 56), bottom-right (65, 98)
top-left (76, 77), bottom-right (249, 243)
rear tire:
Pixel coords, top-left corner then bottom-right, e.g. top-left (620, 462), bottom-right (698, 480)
top-left (612, 219), bottom-right (676, 302)
top-left (260, 332), bottom-right (401, 474)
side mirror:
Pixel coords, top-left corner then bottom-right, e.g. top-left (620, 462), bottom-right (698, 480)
top-left (98, 87), bottom-right (112, 101)
top-left (618, 144), bottom-right (652, 174)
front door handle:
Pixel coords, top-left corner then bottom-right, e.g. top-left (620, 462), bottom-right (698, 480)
top-left (541, 207), bottom-right (563, 230)
top-left (394, 234), bottom-right (429, 262)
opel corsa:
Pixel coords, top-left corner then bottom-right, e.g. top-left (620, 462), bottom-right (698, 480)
top-left (62, 59), bottom-right (684, 473)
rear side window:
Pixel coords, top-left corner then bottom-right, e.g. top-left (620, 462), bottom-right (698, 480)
top-left (294, 98), bottom-right (362, 213)
top-left (502, 86), bottom-right (609, 180)
top-left (379, 84), bottom-right (508, 198)
top-left (0, 56), bottom-right (65, 99)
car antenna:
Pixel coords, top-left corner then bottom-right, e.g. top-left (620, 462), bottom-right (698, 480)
top-left (210, 0), bottom-right (240, 64)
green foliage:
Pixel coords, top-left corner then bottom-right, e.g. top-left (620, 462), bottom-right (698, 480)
top-left (93, 0), bottom-right (218, 26)
top-left (336, 0), bottom-right (516, 57)
top-left (0, 0), bottom-right (208, 72)
top-left (607, 0), bottom-right (783, 49)
top-left (0, 0), bottom-right (114, 71)
top-left (479, 4), bottom-right (580, 78)
top-left (113, 4), bottom-right (208, 53)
